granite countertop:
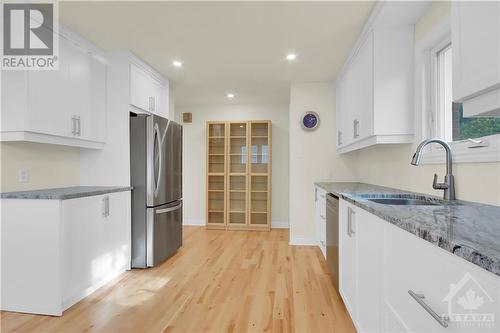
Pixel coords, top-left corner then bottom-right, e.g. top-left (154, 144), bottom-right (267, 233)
top-left (1, 186), bottom-right (133, 200)
top-left (315, 182), bottom-right (500, 277)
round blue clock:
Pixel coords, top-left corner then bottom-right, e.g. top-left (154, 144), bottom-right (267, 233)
top-left (301, 111), bottom-right (320, 130)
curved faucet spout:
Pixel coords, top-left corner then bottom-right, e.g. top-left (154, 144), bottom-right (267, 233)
top-left (410, 138), bottom-right (455, 200)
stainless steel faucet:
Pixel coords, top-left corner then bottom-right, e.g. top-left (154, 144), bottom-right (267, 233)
top-left (411, 138), bottom-right (456, 200)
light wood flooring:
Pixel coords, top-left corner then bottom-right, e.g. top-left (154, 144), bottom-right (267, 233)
top-left (1, 227), bottom-right (355, 333)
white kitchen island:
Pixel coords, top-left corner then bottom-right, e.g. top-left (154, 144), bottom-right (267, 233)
top-left (1, 186), bottom-right (132, 316)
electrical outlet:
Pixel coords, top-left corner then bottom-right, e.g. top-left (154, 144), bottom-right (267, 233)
top-left (18, 169), bottom-right (29, 183)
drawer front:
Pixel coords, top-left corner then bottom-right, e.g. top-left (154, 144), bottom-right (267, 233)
top-left (383, 223), bottom-right (500, 333)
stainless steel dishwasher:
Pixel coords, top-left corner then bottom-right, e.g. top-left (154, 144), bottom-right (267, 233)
top-left (326, 193), bottom-right (339, 291)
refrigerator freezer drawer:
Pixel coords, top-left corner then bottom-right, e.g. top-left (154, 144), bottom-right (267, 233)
top-left (146, 201), bottom-right (183, 267)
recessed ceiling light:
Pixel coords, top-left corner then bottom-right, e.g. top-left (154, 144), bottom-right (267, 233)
top-left (172, 60), bottom-right (183, 67)
top-left (286, 53), bottom-right (297, 61)
top-left (227, 93), bottom-right (235, 99)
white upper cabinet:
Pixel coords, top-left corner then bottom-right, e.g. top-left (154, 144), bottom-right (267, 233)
top-left (129, 59), bottom-right (169, 118)
top-left (452, 2), bottom-right (500, 117)
top-left (1, 26), bottom-right (107, 149)
top-left (336, 27), bottom-right (414, 153)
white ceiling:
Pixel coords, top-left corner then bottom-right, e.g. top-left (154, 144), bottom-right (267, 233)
top-left (59, 1), bottom-right (375, 106)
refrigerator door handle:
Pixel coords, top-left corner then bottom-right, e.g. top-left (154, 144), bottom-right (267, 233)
top-left (153, 123), bottom-right (162, 198)
top-left (156, 203), bottom-right (182, 214)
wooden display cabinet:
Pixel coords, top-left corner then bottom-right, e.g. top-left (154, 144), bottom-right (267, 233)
top-left (206, 120), bottom-right (271, 231)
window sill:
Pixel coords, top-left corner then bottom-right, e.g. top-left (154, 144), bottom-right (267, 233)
top-left (418, 134), bottom-right (500, 164)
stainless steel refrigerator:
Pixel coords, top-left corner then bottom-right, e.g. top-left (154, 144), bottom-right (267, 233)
top-left (130, 113), bottom-right (182, 268)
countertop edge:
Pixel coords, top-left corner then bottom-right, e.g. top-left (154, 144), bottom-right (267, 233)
top-left (1, 186), bottom-right (133, 200)
top-left (314, 182), bottom-right (500, 278)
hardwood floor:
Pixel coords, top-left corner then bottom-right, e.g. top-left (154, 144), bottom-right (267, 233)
top-left (1, 227), bottom-right (355, 333)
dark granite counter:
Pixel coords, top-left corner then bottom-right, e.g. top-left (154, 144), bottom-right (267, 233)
top-left (315, 182), bottom-right (500, 277)
top-left (1, 186), bottom-right (133, 200)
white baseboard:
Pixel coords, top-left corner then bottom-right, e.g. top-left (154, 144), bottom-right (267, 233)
top-left (183, 218), bottom-right (204, 226)
top-left (271, 220), bottom-right (289, 229)
top-left (183, 219), bottom-right (289, 229)
top-left (289, 235), bottom-right (317, 246)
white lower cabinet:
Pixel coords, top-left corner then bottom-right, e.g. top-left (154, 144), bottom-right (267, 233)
top-left (0, 191), bottom-right (131, 316)
top-left (62, 192), bottom-right (130, 309)
top-left (314, 186), bottom-right (327, 258)
top-left (339, 199), bottom-right (384, 332)
top-left (339, 199), bottom-right (500, 333)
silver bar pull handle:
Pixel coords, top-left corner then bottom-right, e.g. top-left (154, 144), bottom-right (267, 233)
top-left (156, 203), bottom-right (182, 214)
top-left (71, 116), bottom-right (76, 135)
top-left (106, 196), bottom-right (110, 217)
top-left (353, 119), bottom-right (359, 138)
top-left (102, 196), bottom-right (109, 217)
top-left (338, 131), bottom-right (343, 145)
top-left (408, 290), bottom-right (449, 328)
top-left (77, 117), bottom-right (81, 136)
top-left (347, 207), bottom-right (355, 237)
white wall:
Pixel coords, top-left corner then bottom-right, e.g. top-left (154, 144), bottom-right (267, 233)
top-left (176, 103), bottom-right (289, 227)
top-left (0, 142), bottom-right (80, 192)
top-left (288, 82), bottom-right (358, 245)
top-left (356, 1), bottom-right (500, 206)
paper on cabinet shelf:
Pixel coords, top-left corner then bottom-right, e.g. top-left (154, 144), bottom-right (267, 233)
top-left (241, 146), bottom-right (247, 164)
top-left (251, 145), bottom-right (258, 164)
top-left (261, 145), bottom-right (268, 164)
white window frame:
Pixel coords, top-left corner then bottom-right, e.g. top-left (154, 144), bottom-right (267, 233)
top-left (415, 15), bottom-right (500, 164)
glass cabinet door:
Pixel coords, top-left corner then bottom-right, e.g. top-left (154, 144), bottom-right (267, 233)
top-left (250, 122), bottom-right (269, 174)
top-left (249, 122), bottom-right (270, 227)
top-left (249, 175), bottom-right (268, 226)
top-left (208, 123), bottom-right (226, 174)
top-left (207, 123), bottom-right (226, 226)
top-left (228, 123), bottom-right (248, 227)
top-left (228, 175), bottom-right (246, 226)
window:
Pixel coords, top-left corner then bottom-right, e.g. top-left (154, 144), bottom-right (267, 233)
top-left (417, 30), bottom-right (500, 164)
top-left (435, 44), bottom-right (500, 143)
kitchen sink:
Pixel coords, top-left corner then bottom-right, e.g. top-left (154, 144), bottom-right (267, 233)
top-left (367, 198), bottom-right (440, 206)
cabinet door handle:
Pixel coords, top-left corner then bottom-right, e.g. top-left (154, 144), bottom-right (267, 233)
top-left (320, 214), bottom-right (325, 220)
top-left (71, 116), bottom-right (76, 135)
top-left (102, 196), bottom-right (109, 217)
top-left (347, 207), bottom-right (355, 237)
top-left (76, 117), bottom-right (81, 136)
top-left (338, 131), bottom-right (343, 145)
top-left (408, 290), bottom-right (449, 328)
top-left (152, 97), bottom-right (155, 111)
top-left (106, 196), bottom-right (110, 216)
top-left (353, 119), bottom-right (359, 138)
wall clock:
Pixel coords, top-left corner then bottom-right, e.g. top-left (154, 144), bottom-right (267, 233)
top-left (301, 111), bottom-right (320, 130)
